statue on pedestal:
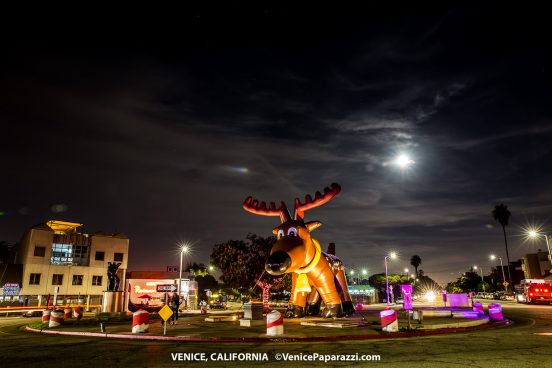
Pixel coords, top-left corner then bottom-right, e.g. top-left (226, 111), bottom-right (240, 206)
top-left (107, 262), bottom-right (121, 292)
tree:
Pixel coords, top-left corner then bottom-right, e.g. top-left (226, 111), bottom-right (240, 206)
top-left (492, 204), bottom-right (512, 290)
top-left (210, 234), bottom-right (277, 297)
top-left (368, 273), bottom-right (406, 302)
top-left (446, 269), bottom-right (481, 293)
top-left (410, 255), bottom-right (422, 278)
top-left (186, 262), bottom-right (208, 277)
top-left (195, 274), bottom-right (219, 299)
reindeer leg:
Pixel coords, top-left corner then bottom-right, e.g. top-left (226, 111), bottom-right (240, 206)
top-left (305, 289), bottom-right (321, 316)
top-left (286, 273), bottom-right (307, 318)
top-left (311, 266), bottom-right (343, 318)
top-left (335, 269), bottom-right (355, 316)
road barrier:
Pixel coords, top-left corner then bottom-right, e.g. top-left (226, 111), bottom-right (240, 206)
top-left (132, 310), bottom-right (150, 333)
top-left (380, 308), bottom-right (398, 332)
top-left (41, 309), bottom-right (51, 323)
top-left (488, 303), bottom-right (503, 321)
top-left (73, 306), bottom-right (83, 319)
top-left (64, 308), bottom-right (72, 319)
top-left (49, 309), bottom-right (64, 327)
top-left (266, 310), bottom-right (283, 336)
top-left (472, 301), bottom-right (485, 315)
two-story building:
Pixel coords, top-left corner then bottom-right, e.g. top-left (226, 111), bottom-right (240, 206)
top-left (18, 220), bottom-right (129, 308)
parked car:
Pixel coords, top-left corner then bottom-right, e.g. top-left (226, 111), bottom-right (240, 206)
top-left (209, 300), bottom-right (226, 309)
top-left (22, 310), bottom-right (42, 317)
top-left (500, 292), bottom-right (515, 301)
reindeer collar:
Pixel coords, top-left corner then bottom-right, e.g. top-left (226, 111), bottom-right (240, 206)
top-left (294, 238), bottom-right (322, 275)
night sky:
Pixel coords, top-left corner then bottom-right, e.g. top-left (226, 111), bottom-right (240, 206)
top-left (2, 4), bottom-right (551, 286)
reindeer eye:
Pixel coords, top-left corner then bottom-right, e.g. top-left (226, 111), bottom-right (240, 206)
top-left (277, 229), bottom-right (284, 239)
top-left (287, 227), bottom-right (297, 237)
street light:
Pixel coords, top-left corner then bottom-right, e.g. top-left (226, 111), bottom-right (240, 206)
top-left (178, 244), bottom-right (190, 306)
top-left (359, 269), bottom-right (367, 285)
top-left (349, 269), bottom-right (361, 286)
top-left (473, 265), bottom-right (485, 292)
top-left (526, 229), bottom-right (552, 263)
top-left (385, 252), bottom-right (397, 305)
top-left (490, 254), bottom-right (507, 292)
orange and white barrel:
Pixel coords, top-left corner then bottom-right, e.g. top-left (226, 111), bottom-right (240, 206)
top-left (266, 310), bottom-right (283, 336)
top-left (42, 309), bottom-right (51, 323)
top-left (380, 308), bottom-right (398, 332)
top-left (73, 306), bottom-right (83, 319)
top-left (488, 303), bottom-right (503, 321)
top-left (49, 309), bottom-right (64, 327)
top-left (132, 310), bottom-right (150, 333)
top-left (64, 308), bottom-right (72, 319)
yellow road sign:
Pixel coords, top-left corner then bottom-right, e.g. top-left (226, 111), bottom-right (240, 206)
top-left (159, 305), bottom-right (173, 321)
top-left (503, 281), bottom-right (509, 287)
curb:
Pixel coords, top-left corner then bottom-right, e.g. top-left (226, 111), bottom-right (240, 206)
top-left (25, 319), bottom-right (509, 343)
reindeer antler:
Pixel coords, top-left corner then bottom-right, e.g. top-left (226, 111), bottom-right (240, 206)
top-left (294, 183), bottom-right (341, 220)
top-left (243, 197), bottom-right (292, 223)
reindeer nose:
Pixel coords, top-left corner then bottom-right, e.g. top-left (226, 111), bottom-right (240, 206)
top-left (265, 251), bottom-right (291, 275)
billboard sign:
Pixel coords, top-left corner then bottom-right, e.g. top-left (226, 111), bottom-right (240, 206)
top-left (2, 283), bottom-right (20, 296)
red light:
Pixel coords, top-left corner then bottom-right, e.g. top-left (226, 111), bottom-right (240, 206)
top-left (545, 289), bottom-right (549, 292)
top-left (530, 292), bottom-right (534, 296)
top-left (535, 289), bottom-right (540, 292)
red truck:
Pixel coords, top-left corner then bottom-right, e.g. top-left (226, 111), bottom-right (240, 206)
top-left (515, 279), bottom-right (552, 304)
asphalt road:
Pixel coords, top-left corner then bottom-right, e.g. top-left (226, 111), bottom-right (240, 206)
top-left (1, 301), bottom-right (552, 368)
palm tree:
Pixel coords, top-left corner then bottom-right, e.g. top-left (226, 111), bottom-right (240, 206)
top-left (492, 204), bottom-right (512, 291)
top-left (410, 255), bottom-right (422, 278)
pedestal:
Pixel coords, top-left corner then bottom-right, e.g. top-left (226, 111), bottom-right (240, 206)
top-left (102, 291), bottom-right (124, 313)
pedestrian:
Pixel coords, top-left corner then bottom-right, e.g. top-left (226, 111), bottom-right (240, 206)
top-left (171, 294), bottom-right (179, 324)
top-left (200, 299), bottom-right (207, 314)
top-left (169, 296), bottom-right (177, 325)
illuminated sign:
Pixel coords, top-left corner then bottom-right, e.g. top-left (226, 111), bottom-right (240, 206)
top-left (2, 283), bottom-right (20, 296)
top-left (128, 279), bottom-right (190, 308)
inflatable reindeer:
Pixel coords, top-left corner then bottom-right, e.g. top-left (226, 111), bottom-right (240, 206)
top-left (243, 183), bottom-right (355, 318)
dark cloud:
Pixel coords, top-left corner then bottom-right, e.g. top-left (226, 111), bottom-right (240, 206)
top-left (1, 4), bottom-right (552, 286)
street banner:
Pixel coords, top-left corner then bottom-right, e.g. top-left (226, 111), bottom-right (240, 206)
top-left (401, 284), bottom-right (413, 310)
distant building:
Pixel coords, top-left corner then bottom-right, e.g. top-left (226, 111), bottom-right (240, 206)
top-left (521, 250), bottom-right (552, 279)
top-left (17, 220), bottom-right (129, 307)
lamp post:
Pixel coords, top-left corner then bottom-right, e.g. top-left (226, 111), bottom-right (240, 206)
top-left (361, 269), bottom-right (368, 285)
top-left (385, 252), bottom-right (397, 305)
top-left (490, 254), bottom-right (507, 292)
top-left (473, 265), bottom-right (485, 292)
top-left (178, 244), bottom-right (190, 305)
top-left (527, 229), bottom-right (552, 263)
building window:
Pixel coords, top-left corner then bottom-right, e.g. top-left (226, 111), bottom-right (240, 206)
top-left (114, 253), bottom-right (124, 262)
top-left (95, 251), bottom-right (105, 261)
top-left (29, 273), bottom-right (41, 285)
top-left (73, 245), bottom-right (88, 263)
top-left (72, 275), bottom-right (83, 285)
top-left (92, 276), bottom-right (103, 286)
top-left (52, 274), bottom-right (63, 285)
top-left (51, 243), bottom-right (74, 265)
top-left (34, 246), bottom-right (46, 257)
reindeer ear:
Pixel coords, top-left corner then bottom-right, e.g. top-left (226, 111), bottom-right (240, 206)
top-left (272, 227), bottom-right (279, 235)
top-left (305, 221), bottom-right (322, 232)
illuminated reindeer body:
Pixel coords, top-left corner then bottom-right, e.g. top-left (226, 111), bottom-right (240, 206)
top-left (243, 183), bottom-right (355, 318)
